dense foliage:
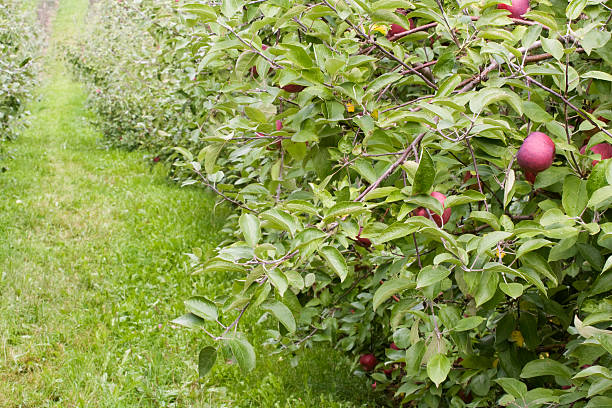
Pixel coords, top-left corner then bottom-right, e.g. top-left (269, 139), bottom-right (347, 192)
top-left (0, 1), bottom-right (39, 168)
top-left (69, 0), bottom-right (612, 406)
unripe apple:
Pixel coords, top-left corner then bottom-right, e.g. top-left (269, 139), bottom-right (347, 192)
top-left (412, 191), bottom-right (451, 227)
top-left (580, 143), bottom-right (612, 166)
top-left (517, 132), bottom-right (555, 183)
top-left (281, 84), bottom-right (306, 93)
top-left (497, 0), bottom-right (529, 18)
top-left (359, 354), bottom-right (377, 371)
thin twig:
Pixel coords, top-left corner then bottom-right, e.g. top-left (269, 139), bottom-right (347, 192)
top-left (355, 133), bottom-right (426, 201)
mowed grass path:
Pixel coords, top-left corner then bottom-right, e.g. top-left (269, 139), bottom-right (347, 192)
top-left (0, 1), bottom-right (381, 407)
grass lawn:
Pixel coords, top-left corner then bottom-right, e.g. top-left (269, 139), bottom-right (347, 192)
top-left (0, 0), bottom-right (384, 406)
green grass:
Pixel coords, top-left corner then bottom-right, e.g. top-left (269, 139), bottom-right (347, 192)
top-left (0, 1), bottom-right (384, 407)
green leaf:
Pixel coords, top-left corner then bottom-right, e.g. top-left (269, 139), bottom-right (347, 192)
top-left (603, 256), bottom-right (612, 273)
top-left (267, 269), bottom-right (288, 297)
top-left (495, 378), bottom-right (527, 399)
top-left (198, 346), bottom-right (217, 377)
top-left (520, 359), bottom-right (572, 381)
top-left (173, 146), bottom-right (194, 162)
top-left (427, 353), bottom-right (451, 387)
top-left (470, 211), bottom-right (501, 231)
top-left (500, 282), bottom-right (524, 298)
top-left (393, 327), bottom-right (411, 349)
top-left (475, 268), bottom-right (500, 307)
top-left (582, 30), bottom-right (611, 55)
top-left (469, 87), bottom-right (522, 115)
top-left (204, 259), bottom-right (246, 274)
top-left (412, 148), bottom-right (435, 195)
top-left (563, 175), bottom-right (588, 217)
top-left (261, 209), bottom-right (300, 237)
top-left (516, 239), bottom-right (553, 259)
top-left (373, 278), bottom-right (416, 310)
top-left (172, 313), bottom-right (206, 329)
top-left (226, 336), bottom-right (256, 372)
top-left (373, 222), bottom-right (420, 244)
top-left (239, 213), bottom-right (261, 247)
top-left (182, 3), bottom-right (217, 22)
top-left (416, 265), bottom-right (450, 289)
top-left (319, 246), bottom-right (348, 282)
top-left (262, 301), bottom-right (296, 333)
top-left (566, 0), bottom-right (587, 20)
top-left (522, 101), bottom-right (553, 123)
top-left (582, 71), bottom-right (612, 82)
top-left (444, 191), bottom-right (486, 208)
top-left (323, 202), bottom-right (366, 222)
top-left (478, 231), bottom-right (513, 255)
top-left (588, 186), bottom-right (612, 210)
top-left (185, 297), bottom-right (218, 321)
top-left (573, 365), bottom-right (612, 380)
top-left (503, 170), bottom-right (515, 209)
top-left (453, 316), bottom-right (485, 332)
top-left (588, 378), bottom-right (612, 398)
top-left (541, 37), bottom-right (564, 61)
top-left (405, 340), bottom-right (426, 375)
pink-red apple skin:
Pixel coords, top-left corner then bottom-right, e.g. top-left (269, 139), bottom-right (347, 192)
top-left (390, 342), bottom-right (399, 350)
top-left (517, 132), bottom-right (555, 183)
top-left (275, 120), bottom-right (283, 131)
top-left (281, 84), bottom-right (306, 93)
top-left (359, 354), bottom-right (377, 371)
top-left (497, 0), bottom-right (529, 18)
top-left (412, 192), bottom-right (451, 227)
top-left (580, 143), bottom-right (612, 166)
top-left (388, 19), bottom-right (416, 37)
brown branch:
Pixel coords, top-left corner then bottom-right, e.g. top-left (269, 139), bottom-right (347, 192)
top-left (457, 40), bottom-right (545, 93)
top-left (193, 168), bottom-right (260, 214)
top-left (320, 0), bottom-right (438, 90)
top-left (514, 65), bottom-right (612, 140)
top-left (355, 133), bottom-right (426, 201)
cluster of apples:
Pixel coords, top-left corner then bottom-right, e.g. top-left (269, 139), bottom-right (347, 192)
top-left (517, 130), bottom-right (611, 184)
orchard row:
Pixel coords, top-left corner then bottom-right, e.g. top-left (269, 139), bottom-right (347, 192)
top-left (68, 1), bottom-right (612, 407)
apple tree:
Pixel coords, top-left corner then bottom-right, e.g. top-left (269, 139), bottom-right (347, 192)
top-left (70, 0), bottom-right (612, 406)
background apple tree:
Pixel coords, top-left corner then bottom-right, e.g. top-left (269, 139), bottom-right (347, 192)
top-left (68, 0), bottom-right (612, 406)
top-left (0, 1), bottom-right (39, 170)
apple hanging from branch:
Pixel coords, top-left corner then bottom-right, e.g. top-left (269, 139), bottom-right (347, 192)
top-left (497, 0), bottom-right (529, 19)
top-left (580, 142), bottom-right (612, 166)
top-left (517, 132), bottom-right (555, 184)
top-left (412, 191), bottom-right (451, 227)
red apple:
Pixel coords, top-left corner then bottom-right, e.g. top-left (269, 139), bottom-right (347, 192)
top-left (359, 354), bottom-right (377, 371)
top-left (517, 132), bottom-right (555, 183)
top-left (497, 0), bottom-right (529, 19)
top-left (281, 84), bottom-right (306, 93)
top-left (412, 191), bottom-right (452, 227)
top-left (388, 19), bottom-right (415, 36)
top-left (390, 343), bottom-right (399, 350)
top-left (275, 120), bottom-right (283, 131)
top-left (580, 143), bottom-right (612, 166)
top-left (387, 8), bottom-right (416, 39)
